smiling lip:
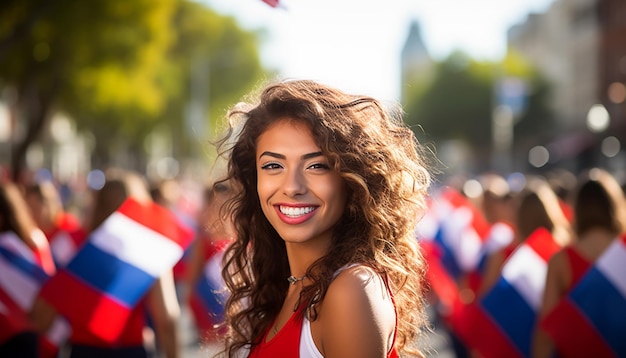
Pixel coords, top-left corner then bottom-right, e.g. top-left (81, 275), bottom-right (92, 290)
top-left (274, 204), bottom-right (318, 225)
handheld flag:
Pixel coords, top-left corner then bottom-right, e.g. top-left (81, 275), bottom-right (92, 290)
top-left (463, 228), bottom-right (560, 357)
top-left (38, 198), bottom-right (195, 343)
top-left (0, 231), bottom-right (70, 356)
top-left (541, 236), bottom-right (626, 357)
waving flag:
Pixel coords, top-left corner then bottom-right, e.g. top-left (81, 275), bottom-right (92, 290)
top-left (38, 198), bottom-right (195, 343)
top-left (189, 239), bottom-right (231, 343)
top-left (416, 187), bottom-right (492, 310)
top-left (0, 232), bottom-right (70, 357)
top-left (462, 228), bottom-right (560, 357)
top-left (541, 236), bottom-right (626, 357)
top-left (418, 188), bottom-right (491, 278)
top-left (49, 228), bottom-right (87, 267)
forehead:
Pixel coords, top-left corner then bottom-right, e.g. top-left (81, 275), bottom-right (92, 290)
top-left (256, 118), bottom-right (318, 150)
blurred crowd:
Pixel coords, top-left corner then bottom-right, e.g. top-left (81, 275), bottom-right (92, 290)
top-left (417, 168), bottom-right (626, 357)
top-left (1, 164), bottom-right (625, 358)
top-left (0, 167), bottom-right (234, 358)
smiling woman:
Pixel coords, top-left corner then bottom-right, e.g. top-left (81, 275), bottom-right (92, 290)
top-left (215, 79), bottom-right (432, 358)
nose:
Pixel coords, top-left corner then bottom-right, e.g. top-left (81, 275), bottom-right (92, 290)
top-left (282, 168), bottom-right (307, 197)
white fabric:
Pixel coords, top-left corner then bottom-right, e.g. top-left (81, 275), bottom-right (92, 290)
top-left (300, 317), bottom-right (324, 358)
top-left (298, 265), bottom-right (394, 358)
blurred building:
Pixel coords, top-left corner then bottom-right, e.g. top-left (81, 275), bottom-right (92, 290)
top-left (400, 21), bottom-right (434, 103)
top-left (508, 0), bottom-right (625, 176)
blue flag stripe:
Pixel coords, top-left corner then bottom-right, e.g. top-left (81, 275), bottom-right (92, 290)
top-left (196, 277), bottom-right (226, 320)
top-left (482, 278), bottom-right (535, 357)
top-left (0, 246), bottom-right (49, 283)
top-left (570, 267), bottom-right (626, 356)
top-left (434, 228), bottom-right (462, 279)
top-left (66, 242), bottom-right (156, 307)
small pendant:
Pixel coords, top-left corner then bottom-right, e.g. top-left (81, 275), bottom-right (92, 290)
top-left (287, 275), bottom-right (305, 285)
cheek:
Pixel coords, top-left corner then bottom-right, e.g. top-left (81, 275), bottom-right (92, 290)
top-left (257, 179), bottom-right (274, 215)
top-left (323, 178), bottom-right (348, 214)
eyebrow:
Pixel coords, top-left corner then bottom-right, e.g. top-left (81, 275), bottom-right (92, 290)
top-left (258, 151), bottom-right (323, 161)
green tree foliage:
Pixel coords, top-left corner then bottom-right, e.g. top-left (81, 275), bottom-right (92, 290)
top-left (404, 52), bottom-right (494, 151)
top-left (403, 50), bottom-right (553, 173)
top-left (0, 0), bottom-right (266, 178)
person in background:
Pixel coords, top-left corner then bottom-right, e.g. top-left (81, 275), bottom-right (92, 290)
top-left (533, 168), bottom-right (626, 358)
top-left (0, 181), bottom-right (56, 357)
top-left (30, 169), bottom-right (182, 358)
top-left (150, 179), bottom-right (198, 287)
top-left (185, 176), bottom-right (236, 344)
top-left (546, 168), bottom-right (577, 222)
top-left (478, 176), bottom-right (572, 297)
top-left (217, 79), bottom-right (433, 357)
top-left (24, 181), bottom-right (84, 266)
top-left (470, 173), bottom-right (517, 291)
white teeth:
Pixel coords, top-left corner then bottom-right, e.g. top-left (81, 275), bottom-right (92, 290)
top-left (279, 206), bottom-right (315, 217)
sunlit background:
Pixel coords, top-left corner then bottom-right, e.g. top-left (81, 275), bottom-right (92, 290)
top-left (0, 0), bottom-right (624, 188)
top-left (1, 1), bottom-right (625, 356)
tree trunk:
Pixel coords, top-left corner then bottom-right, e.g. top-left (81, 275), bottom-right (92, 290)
top-left (11, 80), bottom-right (58, 182)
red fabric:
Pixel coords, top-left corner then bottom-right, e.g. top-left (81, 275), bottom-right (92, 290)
top-left (262, 0), bottom-right (279, 7)
top-left (38, 270), bottom-right (134, 345)
top-left (541, 298), bottom-right (616, 358)
top-left (69, 298), bottom-right (146, 347)
top-left (248, 309), bottom-right (304, 358)
top-left (44, 212), bottom-right (81, 242)
top-left (451, 300), bottom-right (522, 358)
top-left (563, 246), bottom-right (592, 290)
top-left (0, 288), bottom-right (32, 344)
top-left (440, 188), bottom-right (491, 240)
top-left (558, 199), bottom-right (573, 223)
top-left (421, 241), bottom-right (461, 311)
top-left (248, 268), bottom-right (400, 357)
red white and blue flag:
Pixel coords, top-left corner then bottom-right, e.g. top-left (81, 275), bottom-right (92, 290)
top-left (460, 228), bottom-right (560, 357)
top-left (416, 187), bottom-right (491, 280)
top-left (189, 239), bottom-right (230, 342)
top-left (0, 231), bottom-right (70, 357)
top-left (541, 236), bottom-right (626, 357)
top-left (49, 228), bottom-right (87, 267)
top-left (38, 198), bottom-right (195, 343)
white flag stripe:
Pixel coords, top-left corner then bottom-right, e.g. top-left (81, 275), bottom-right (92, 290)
top-left (414, 208), bottom-right (439, 241)
top-left (458, 228), bottom-right (483, 271)
top-left (47, 317), bottom-right (71, 345)
top-left (90, 212), bottom-right (184, 277)
top-left (502, 245), bottom-right (547, 310)
top-left (443, 206), bottom-right (483, 271)
top-left (484, 223), bottom-right (514, 254)
top-left (50, 231), bottom-right (77, 267)
top-left (0, 232), bottom-right (36, 261)
top-left (0, 257), bottom-right (40, 310)
top-left (596, 239), bottom-right (626, 298)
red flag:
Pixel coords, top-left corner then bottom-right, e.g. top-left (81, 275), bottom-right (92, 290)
top-left (262, 0), bottom-right (279, 7)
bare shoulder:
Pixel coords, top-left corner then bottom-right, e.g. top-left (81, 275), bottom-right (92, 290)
top-left (316, 265), bottom-right (395, 357)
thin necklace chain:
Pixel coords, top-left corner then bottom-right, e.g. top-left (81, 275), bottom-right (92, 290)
top-left (274, 277), bottom-right (306, 335)
top-left (287, 275), bottom-right (306, 285)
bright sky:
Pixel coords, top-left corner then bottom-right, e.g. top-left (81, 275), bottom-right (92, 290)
top-left (199, 0), bottom-right (555, 102)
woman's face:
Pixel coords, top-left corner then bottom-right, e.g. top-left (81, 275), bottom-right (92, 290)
top-left (256, 118), bottom-right (347, 248)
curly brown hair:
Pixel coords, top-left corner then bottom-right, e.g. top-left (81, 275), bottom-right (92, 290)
top-left (216, 79), bottom-right (432, 357)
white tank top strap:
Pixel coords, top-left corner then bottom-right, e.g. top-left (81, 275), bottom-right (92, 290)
top-left (299, 263), bottom-right (390, 358)
top-left (300, 316), bottom-right (323, 358)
